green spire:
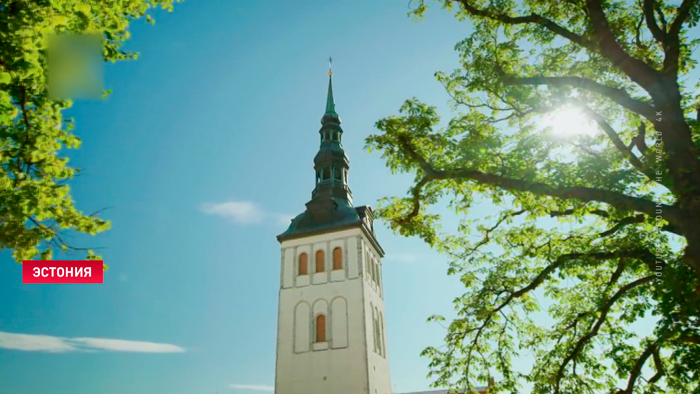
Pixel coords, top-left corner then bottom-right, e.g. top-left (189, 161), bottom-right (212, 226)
top-left (312, 57), bottom-right (351, 204)
top-left (325, 56), bottom-right (336, 115)
top-left (325, 75), bottom-right (336, 114)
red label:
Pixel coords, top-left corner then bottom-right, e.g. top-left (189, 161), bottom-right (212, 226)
top-left (22, 260), bottom-right (104, 284)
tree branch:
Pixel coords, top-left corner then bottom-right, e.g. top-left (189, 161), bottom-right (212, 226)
top-left (649, 346), bottom-right (665, 383)
top-left (629, 121), bottom-right (650, 154)
top-left (395, 134), bottom-right (680, 226)
top-left (642, 0), bottom-right (667, 43)
top-left (454, 0), bottom-right (596, 52)
top-left (549, 208), bottom-right (611, 218)
top-left (678, 333), bottom-right (700, 345)
top-left (668, 0), bottom-right (696, 39)
top-left (633, 6), bottom-right (653, 61)
top-left (584, 0), bottom-right (662, 92)
top-left (599, 214), bottom-right (646, 237)
top-left (614, 340), bottom-right (663, 394)
top-left (663, 0), bottom-right (697, 75)
top-left (554, 275), bottom-right (656, 393)
top-left (578, 104), bottom-right (656, 180)
top-left (27, 217), bottom-right (103, 252)
top-left (500, 75), bottom-right (655, 121)
top-left (656, 4), bottom-right (669, 31)
top-left (465, 209), bottom-right (526, 255)
top-left (495, 251), bottom-right (654, 316)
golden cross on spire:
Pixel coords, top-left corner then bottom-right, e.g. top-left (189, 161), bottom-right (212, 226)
top-left (328, 56), bottom-right (333, 77)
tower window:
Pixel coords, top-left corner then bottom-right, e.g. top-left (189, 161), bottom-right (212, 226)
top-left (380, 312), bottom-right (387, 357)
top-left (298, 253), bottom-right (308, 276)
top-left (365, 252), bottom-right (370, 280)
top-left (322, 168), bottom-right (330, 180)
top-left (315, 250), bottom-right (325, 273)
top-left (315, 314), bottom-right (327, 343)
top-left (344, 170), bottom-right (348, 183)
top-left (332, 247), bottom-right (342, 270)
top-left (334, 167), bottom-right (341, 180)
top-left (371, 308), bottom-right (379, 352)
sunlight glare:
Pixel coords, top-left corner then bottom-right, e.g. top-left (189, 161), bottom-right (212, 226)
top-left (541, 108), bottom-right (598, 137)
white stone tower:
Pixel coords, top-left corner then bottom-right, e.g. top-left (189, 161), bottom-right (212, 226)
top-left (274, 66), bottom-right (391, 394)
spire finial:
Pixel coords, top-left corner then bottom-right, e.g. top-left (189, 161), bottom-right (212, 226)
top-left (328, 56), bottom-right (333, 77)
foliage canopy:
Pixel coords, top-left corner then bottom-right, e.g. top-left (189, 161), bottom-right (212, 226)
top-left (367, 0), bottom-right (700, 393)
top-left (0, 0), bottom-right (178, 264)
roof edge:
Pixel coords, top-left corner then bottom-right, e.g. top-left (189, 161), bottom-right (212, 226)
top-left (277, 221), bottom-right (384, 256)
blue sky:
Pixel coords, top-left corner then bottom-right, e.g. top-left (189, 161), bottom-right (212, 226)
top-left (0, 2), bottom-right (485, 394)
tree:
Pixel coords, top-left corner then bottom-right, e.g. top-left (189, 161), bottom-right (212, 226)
top-left (0, 0), bottom-right (179, 264)
top-left (366, 0), bottom-right (700, 393)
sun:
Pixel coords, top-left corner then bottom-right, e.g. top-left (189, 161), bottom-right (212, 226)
top-left (541, 107), bottom-right (599, 137)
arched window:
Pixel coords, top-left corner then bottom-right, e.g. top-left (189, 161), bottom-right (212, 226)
top-left (332, 247), bottom-right (342, 270)
top-left (372, 309), bottom-right (381, 353)
top-left (373, 261), bottom-right (379, 284)
top-left (298, 253), bottom-right (308, 275)
top-left (315, 314), bottom-right (327, 342)
top-left (334, 167), bottom-right (341, 180)
top-left (370, 304), bottom-right (378, 352)
top-left (322, 168), bottom-right (330, 180)
top-left (315, 250), bottom-right (325, 273)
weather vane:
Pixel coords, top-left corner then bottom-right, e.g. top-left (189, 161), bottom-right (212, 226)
top-left (328, 56), bottom-right (333, 77)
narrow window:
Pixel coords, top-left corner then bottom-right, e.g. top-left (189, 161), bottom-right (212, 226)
top-left (298, 253), bottom-right (308, 275)
top-left (365, 253), bottom-right (371, 280)
top-left (322, 168), bottom-right (330, 180)
top-left (344, 170), bottom-right (348, 183)
top-left (334, 167), bottom-right (341, 180)
top-left (372, 313), bottom-right (379, 353)
top-left (315, 315), bottom-right (327, 342)
top-left (332, 247), bottom-right (342, 270)
top-left (373, 261), bottom-right (379, 284)
top-left (380, 313), bottom-right (387, 357)
top-left (315, 250), bottom-right (325, 273)
top-left (371, 305), bottom-right (378, 352)
top-left (377, 317), bottom-right (383, 356)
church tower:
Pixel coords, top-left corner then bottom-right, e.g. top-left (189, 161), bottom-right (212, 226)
top-left (275, 65), bottom-right (391, 394)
